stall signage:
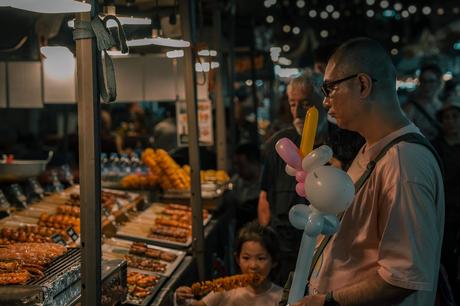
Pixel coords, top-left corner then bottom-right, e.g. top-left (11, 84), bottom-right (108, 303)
top-left (66, 226), bottom-right (79, 242)
top-left (176, 99), bottom-right (214, 147)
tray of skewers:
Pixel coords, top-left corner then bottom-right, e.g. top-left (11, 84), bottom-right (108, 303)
top-left (102, 238), bottom-right (185, 277)
top-left (116, 203), bottom-right (211, 249)
top-left (125, 270), bottom-right (166, 306)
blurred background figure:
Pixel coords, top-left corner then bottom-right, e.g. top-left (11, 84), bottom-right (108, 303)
top-left (432, 96), bottom-right (460, 301)
top-left (404, 64), bottom-right (444, 141)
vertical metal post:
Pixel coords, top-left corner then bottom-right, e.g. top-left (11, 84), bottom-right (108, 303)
top-left (227, 0), bottom-right (237, 155)
top-left (75, 1), bottom-right (102, 304)
top-left (212, 4), bottom-right (227, 171)
top-left (179, 0), bottom-right (206, 281)
top-left (250, 24), bottom-right (259, 147)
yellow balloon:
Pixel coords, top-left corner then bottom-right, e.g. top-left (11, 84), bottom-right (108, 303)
top-left (300, 106), bottom-right (318, 157)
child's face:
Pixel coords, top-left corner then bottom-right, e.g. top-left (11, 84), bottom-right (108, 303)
top-left (237, 241), bottom-right (274, 282)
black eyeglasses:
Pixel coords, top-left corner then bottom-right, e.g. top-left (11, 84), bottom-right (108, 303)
top-left (321, 74), bottom-right (377, 97)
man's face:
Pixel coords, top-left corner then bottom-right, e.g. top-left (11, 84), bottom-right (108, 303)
top-left (418, 71), bottom-right (441, 99)
top-left (322, 62), bottom-right (364, 132)
top-left (441, 108), bottom-right (460, 136)
top-left (287, 86), bottom-right (307, 133)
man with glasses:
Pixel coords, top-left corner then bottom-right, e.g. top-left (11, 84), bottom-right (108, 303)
top-left (403, 64), bottom-right (444, 141)
top-left (290, 38), bottom-right (444, 306)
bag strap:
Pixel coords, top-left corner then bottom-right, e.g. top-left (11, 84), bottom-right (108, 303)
top-left (307, 132), bottom-right (443, 282)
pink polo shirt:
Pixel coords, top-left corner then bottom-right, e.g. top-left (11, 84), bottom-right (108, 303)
top-left (309, 124), bottom-right (444, 306)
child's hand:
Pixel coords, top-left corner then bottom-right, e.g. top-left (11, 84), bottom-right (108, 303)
top-left (175, 286), bottom-right (194, 305)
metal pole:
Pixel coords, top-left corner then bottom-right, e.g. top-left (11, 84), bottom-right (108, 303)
top-left (179, 0), bottom-right (206, 281)
top-left (212, 4), bottom-right (227, 171)
top-left (249, 23), bottom-right (259, 147)
top-left (75, 1), bottom-right (102, 304)
top-left (227, 0), bottom-right (237, 154)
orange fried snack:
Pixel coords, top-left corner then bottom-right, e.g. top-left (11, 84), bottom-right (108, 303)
top-left (191, 273), bottom-right (262, 296)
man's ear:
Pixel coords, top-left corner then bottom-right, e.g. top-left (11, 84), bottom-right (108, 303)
top-left (358, 73), bottom-right (373, 98)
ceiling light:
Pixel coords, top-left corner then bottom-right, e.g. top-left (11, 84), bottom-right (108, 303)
top-left (245, 79), bottom-right (253, 86)
top-left (127, 37), bottom-right (190, 48)
top-left (326, 5), bottom-right (334, 13)
top-left (390, 48), bottom-right (398, 55)
top-left (454, 7), bottom-right (459, 14)
top-left (407, 5), bottom-right (416, 13)
top-left (296, 0), bottom-right (305, 8)
top-left (309, 10), bottom-right (317, 18)
top-left (332, 11), bottom-right (340, 19)
top-left (437, 8), bottom-right (444, 15)
top-left (320, 30), bottom-right (329, 38)
top-left (380, 1), bottom-right (389, 9)
top-left (282, 44), bottom-right (290, 52)
top-left (195, 63), bottom-right (210, 72)
top-left (1, 0), bottom-right (91, 13)
top-left (391, 35), bottom-right (400, 43)
top-left (197, 49), bottom-right (217, 57)
top-left (366, 9), bottom-right (375, 17)
top-left (283, 25), bottom-right (291, 33)
top-left (366, 0), bottom-right (375, 5)
top-left (278, 57), bottom-right (292, 65)
top-left (292, 26), bottom-right (300, 34)
top-left (401, 10), bottom-right (409, 18)
top-left (266, 15), bottom-right (274, 23)
top-left (422, 6), bottom-right (431, 15)
top-left (274, 65), bottom-right (299, 78)
top-left (320, 11), bottom-right (328, 19)
top-left (211, 62), bottom-right (220, 69)
top-left (106, 50), bottom-right (129, 56)
top-left (166, 50), bottom-right (184, 58)
top-left (393, 3), bottom-right (402, 11)
top-left (68, 16), bottom-right (151, 29)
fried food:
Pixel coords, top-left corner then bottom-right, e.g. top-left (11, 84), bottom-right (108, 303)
top-left (191, 273), bottom-right (263, 296)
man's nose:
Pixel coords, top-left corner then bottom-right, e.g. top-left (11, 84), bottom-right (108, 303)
top-left (322, 97), bottom-right (331, 109)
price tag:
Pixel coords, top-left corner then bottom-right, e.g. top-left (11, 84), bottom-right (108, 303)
top-left (9, 184), bottom-right (27, 208)
top-left (51, 233), bottom-right (67, 246)
top-left (66, 226), bottom-right (79, 242)
top-left (0, 190), bottom-right (11, 210)
top-left (102, 207), bottom-right (111, 217)
top-left (28, 178), bottom-right (44, 199)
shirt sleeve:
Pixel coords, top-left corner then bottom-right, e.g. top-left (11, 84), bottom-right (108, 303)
top-left (377, 180), bottom-right (440, 291)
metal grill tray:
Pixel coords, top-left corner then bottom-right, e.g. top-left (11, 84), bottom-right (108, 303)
top-left (0, 248), bottom-right (81, 306)
top-left (125, 269), bottom-right (167, 306)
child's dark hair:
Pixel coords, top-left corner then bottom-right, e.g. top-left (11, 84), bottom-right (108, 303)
top-left (235, 221), bottom-right (280, 266)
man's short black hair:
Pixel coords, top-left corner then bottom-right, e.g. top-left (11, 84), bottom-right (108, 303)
top-left (313, 43), bottom-right (339, 64)
top-left (420, 63), bottom-right (443, 80)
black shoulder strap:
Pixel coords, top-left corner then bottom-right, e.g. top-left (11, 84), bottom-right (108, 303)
top-left (307, 132), bottom-right (443, 283)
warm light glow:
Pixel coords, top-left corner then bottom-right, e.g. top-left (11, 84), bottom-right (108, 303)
top-left (320, 30), bottom-right (329, 38)
top-left (283, 25), bottom-right (291, 33)
top-left (264, 0), bottom-right (276, 8)
top-left (245, 79), bottom-right (253, 86)
top-left (393, 3), bottom-right (402, 11)
top-left (443, 72), bottom-right (453, 81)
top-left (326, 5), bottom-right (334, 13)
top-left (292, 26), bottom-right (300, 34)
top-left (437, 8), bottom-right (444, 15)
top-left (266, 15), bottom-right (274, 23)
top-left (391, 35), bottom-right (400, 43)
top-left (309, 10), bottom-right (317, 18)
top-left (422, 6), bottom-right (431, 15)
top-left (380, 0), bottom-right (389, 9)
top-left (2, 0), bottom-right (91, 13)
top-left (390, 48), bottom-right (398, 55)
top-left (401, 10), bottom-right (409, 18)
top-left (210, 62), bottom-right (220, 69)
top-left (127, 37), bottom-right (190, 48)
top-left (41, 46), bottom-right (75, 81)
top-left (332, 11), bottom-right (340, 19)
top-left (320, 11), bottom-right (328, 19)
top-left (366, 0), bottom-right (375, 5)
top-left (282, 44), bottom-right (290, 52)
top-left (166, 50), bottom-right (184, 58)
top-left (366, 9), bottom-right (375, 17)
top-left (195, 63), bottom-right (210, 72)
top-left (407, 5), bottom-right (416, 13)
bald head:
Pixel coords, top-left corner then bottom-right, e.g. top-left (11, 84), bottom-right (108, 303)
top-left (330, 37), bottom-right (396, 93)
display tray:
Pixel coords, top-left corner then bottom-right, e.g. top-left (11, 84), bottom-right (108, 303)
top-left (102, 238), bottom-right (185, 277)
top-left (162, 182), bottom-right (229, 200)
top-left (125, 269), bottom-right (167, 306)
top-left (116, 203), bottom-right (211, 249)
top-left (0, 247), bottom-right (81, 306)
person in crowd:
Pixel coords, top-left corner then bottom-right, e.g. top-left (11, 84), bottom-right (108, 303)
top-left (230, 143), bottom-right (262, 231)
top-left (258, 69), bottom-right (328, 286)
top-left (289, 37), bottom-right (444, 306)
top-left (432, 96), bottom-right (460, 302)
top-left (441, 78), bottom-right (460, 102)
top-left (403, 63), bottom-right (444, 140)
top-left (153, 104), bottom-right (178, 153)
top-left (175, 221), bottom-right (282, 306)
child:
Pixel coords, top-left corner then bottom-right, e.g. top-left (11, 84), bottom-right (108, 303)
top-left (175, 221), bottom-right (282, 306)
